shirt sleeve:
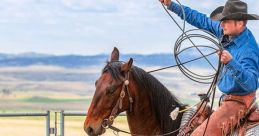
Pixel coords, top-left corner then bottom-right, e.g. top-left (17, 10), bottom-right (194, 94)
top-left (225, 49), bottom-right (259, 92)
top-left (167, 2), bottom-right (223, 38)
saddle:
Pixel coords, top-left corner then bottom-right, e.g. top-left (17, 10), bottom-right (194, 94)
top-left (178, 93), bottom-right (259, 136)
top-left (178, 94), bottom-right (213, 136)
top-left (247, 103), bottom-right (259, 122)
top-left (238, 102), bottom-right (259, 136)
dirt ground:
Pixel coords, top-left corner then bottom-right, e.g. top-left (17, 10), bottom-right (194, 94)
top-left (0, 116), bottom-right (130, 136)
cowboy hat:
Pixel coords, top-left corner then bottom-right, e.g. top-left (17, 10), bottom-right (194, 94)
top-left (210, 0), bottom-right (259, 21)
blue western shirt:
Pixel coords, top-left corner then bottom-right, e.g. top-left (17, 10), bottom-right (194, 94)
top-left (168, 2), bottom-right (259, 95)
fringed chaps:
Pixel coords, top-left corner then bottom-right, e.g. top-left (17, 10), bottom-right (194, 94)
top-left (191, 92), bottom-right (255, 136)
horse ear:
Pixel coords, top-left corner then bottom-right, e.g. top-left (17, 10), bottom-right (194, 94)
top-left (121, 58), bottom-right (133, 72)
top-left (110, 47), bottom-right (119, 62)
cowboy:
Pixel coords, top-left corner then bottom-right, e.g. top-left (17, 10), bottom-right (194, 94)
top-left (160, 0), bottom-right (259, 135)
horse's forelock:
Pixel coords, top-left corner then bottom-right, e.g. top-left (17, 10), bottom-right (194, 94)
top-left (102, 61), bottom-right (123, 80)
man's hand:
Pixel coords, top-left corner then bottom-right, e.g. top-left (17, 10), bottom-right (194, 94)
top-left (218, 50), bottom-right (233, 64)
top-left (159, 0), bottom-right (172, 7)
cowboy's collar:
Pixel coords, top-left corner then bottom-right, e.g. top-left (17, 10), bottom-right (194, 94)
top-left (232, 27), bottom-right (248, 48)
top-left (222, 27), bottom-right (248, 48)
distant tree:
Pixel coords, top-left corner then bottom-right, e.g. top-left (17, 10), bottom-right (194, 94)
top-left (2, 89), bottom-right (11, 97)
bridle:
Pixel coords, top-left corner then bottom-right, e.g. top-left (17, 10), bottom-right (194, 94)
top-left (101, 70), bottom-right (134, 130)
top-left (99, 65), bottom-right (183, 136)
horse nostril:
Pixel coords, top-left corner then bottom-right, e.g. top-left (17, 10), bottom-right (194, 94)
top-left (85, 126), bottom-right (94, 135)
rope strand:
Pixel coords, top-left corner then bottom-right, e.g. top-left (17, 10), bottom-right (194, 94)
top-left (108, 1), bottom-right (224, 135)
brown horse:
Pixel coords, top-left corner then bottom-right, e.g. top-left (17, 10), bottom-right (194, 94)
top-left (84, 47), bottom-right (187, 136)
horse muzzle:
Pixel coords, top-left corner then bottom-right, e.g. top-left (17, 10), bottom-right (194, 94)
top-left (84, 121), bottom-right (106, 136)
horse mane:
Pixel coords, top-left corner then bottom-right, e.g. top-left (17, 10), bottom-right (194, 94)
top-left (104, 61), bottom-right (186, 134)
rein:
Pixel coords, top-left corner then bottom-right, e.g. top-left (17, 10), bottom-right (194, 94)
top-left (101, 1), bottom-right (224, 135)
top-left (101, 67), bottom-right (182, 136)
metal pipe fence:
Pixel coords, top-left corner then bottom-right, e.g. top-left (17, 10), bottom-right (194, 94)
top-left (0, 111), bottom-right (51, 136)
top-left (59, 111), bottom-right (126, 136)
top-left (0, 111), bottom-right (126, 136)
top-left (60, 111), bottom-right (87, 136)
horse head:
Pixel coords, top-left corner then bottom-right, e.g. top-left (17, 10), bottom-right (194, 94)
top-left (84, 47), bottom-right (135, 135)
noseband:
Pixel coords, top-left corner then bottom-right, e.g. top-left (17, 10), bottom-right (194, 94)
top-left (102, 71), bottom-right (134, 129)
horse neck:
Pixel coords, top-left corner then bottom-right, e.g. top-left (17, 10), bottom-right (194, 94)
top-left (124, 68), bottom-right (183, 135)
top-left (126, 84), bottom-right (161, 135)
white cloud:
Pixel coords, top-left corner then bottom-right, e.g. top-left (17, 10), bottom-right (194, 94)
top-left (0, 0), bottom-right (258, 55)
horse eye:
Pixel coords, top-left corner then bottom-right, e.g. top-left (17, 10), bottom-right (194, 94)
top-left (106, 85), bottom-right (116, 95)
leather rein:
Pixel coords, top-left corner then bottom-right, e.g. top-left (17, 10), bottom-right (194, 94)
top-left (100, 70), bottom-right (181, 136)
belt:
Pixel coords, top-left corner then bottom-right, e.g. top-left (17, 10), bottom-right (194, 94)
top-left (222, 92), bottom-right (256, 108)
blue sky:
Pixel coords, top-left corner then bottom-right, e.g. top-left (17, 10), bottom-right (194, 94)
top-left (0, 0), bottom-right (258, 55)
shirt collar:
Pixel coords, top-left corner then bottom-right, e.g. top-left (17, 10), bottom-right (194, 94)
top-left (232, 27), bottom-right (248, 48)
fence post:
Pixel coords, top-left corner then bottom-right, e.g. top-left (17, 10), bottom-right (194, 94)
top-left (60, 110), bottom-right (64, 136)
top-left (46, 111), bottom-right (50, 136)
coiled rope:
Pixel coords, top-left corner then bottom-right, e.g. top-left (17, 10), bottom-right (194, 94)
top-left (110, 0), bottom-right (225, 135)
